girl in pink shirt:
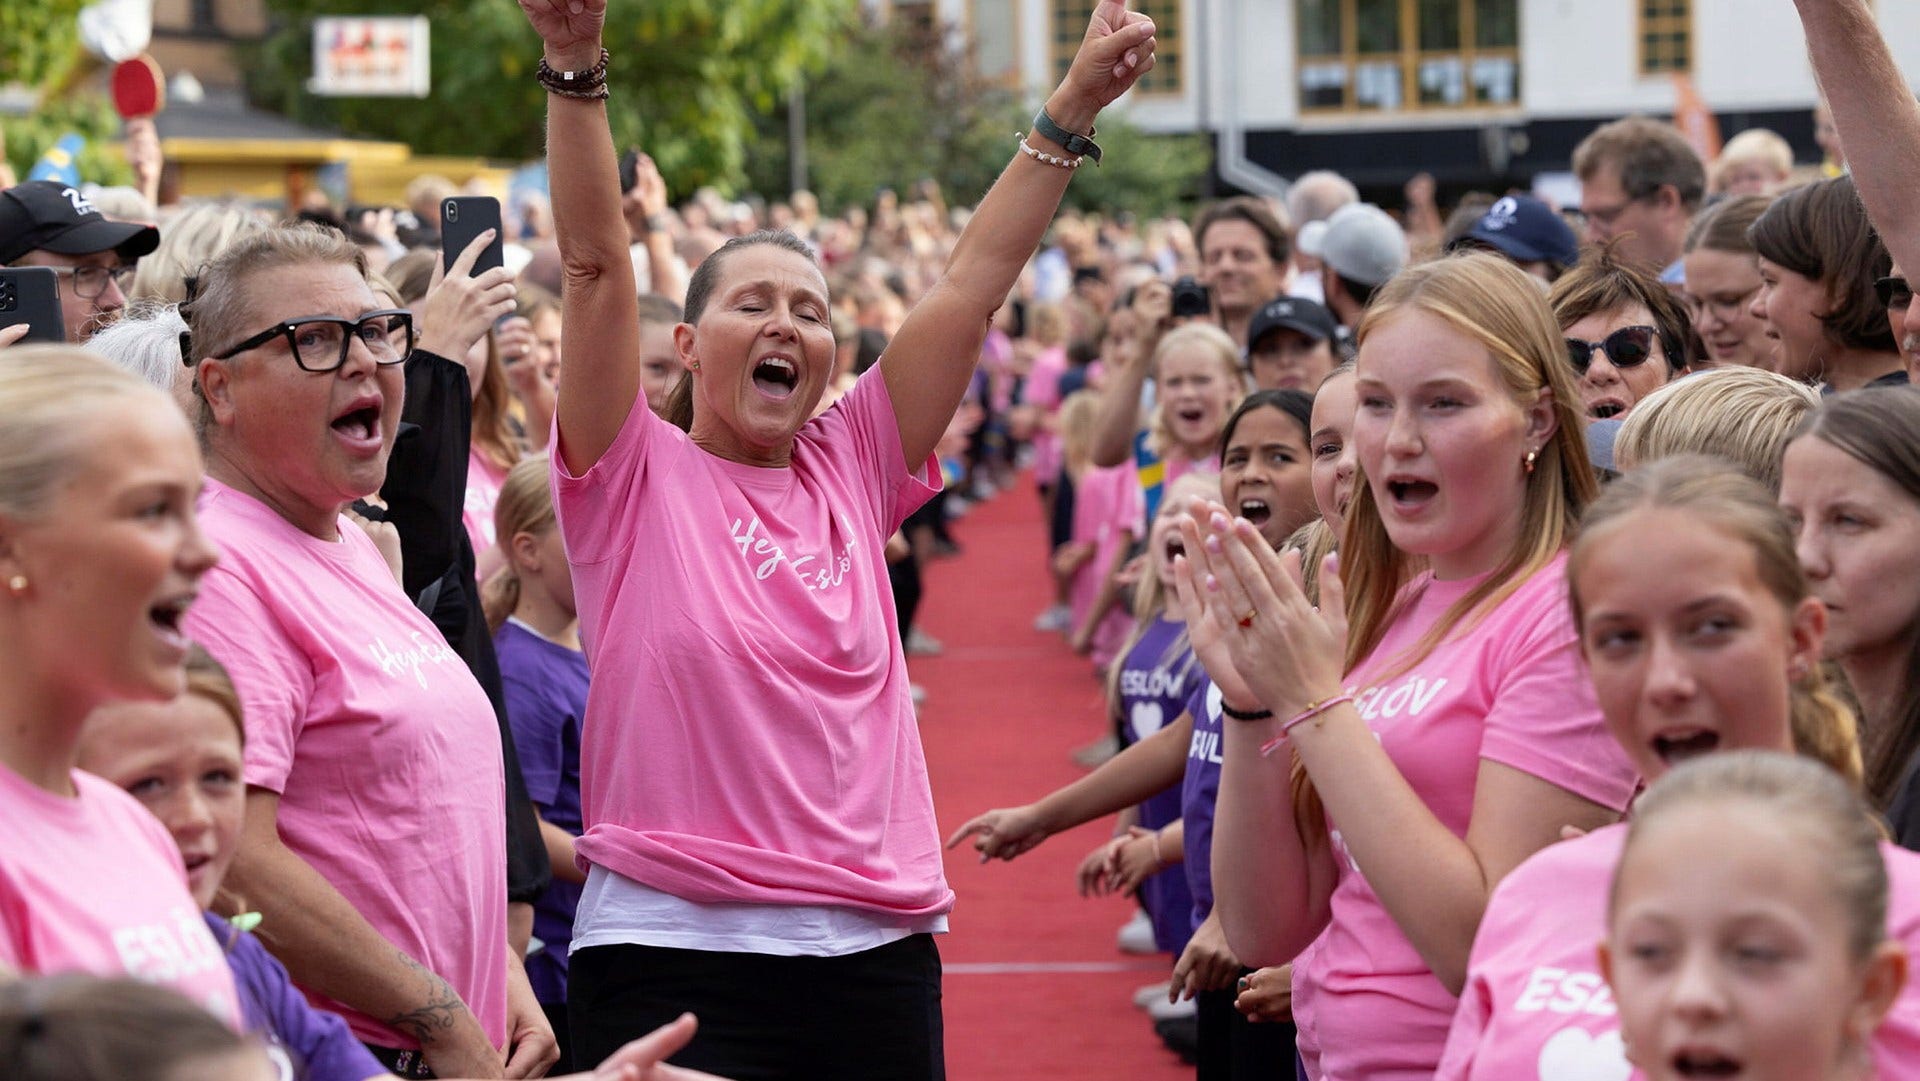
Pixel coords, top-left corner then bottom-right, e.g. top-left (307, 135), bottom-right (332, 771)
top-left (1441, 456), bottom-right (1920, 1080)
top-left (0, 347), bottom-right (235, 1027)
top-left (1604, 753), bottom-right (1905, 1081)
top-left (1179, 253), bottom-right (1640, 1079)
top-left (524, 0), bottom-right (1160, 1074)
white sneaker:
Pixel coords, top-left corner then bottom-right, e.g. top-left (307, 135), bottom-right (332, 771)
top-left (1032, 604), bottom-right (1072, 632)
top-left (1117, 910), bottom-right (1157, 955)
top-left (1146, 994), bottom-right (1198, 1021)
top-left (1133, 981), bottom-right (1172, 1009)
top-left (906, 628), bottom-right (945, 656)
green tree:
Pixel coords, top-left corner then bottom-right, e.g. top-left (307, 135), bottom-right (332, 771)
top-left (1, 0), bottom-right (132, 184)
top-left (245, 0), bottom-right (853, 192)
top-left (3, 97), bottom-right (132, 185)
top-left (745, 16), bottom-right (1210, 218)
top-left (0, 0), bottom-right (83, 89)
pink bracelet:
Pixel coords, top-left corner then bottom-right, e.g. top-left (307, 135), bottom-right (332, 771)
top-left (1257, 692), bottom-right (1354, 757)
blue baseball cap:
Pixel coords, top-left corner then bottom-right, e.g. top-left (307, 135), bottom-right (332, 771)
top-left (1450, 195), bottom-right (1579, 271)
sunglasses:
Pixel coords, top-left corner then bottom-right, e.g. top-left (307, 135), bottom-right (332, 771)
top-left (1564, 325), bottom-right (1658, 375)
top-left (1875, 275), bottom-right (1914, 310)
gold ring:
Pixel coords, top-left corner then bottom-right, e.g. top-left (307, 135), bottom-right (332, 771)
top-left (1237, 609), bottom-right (1256, 628)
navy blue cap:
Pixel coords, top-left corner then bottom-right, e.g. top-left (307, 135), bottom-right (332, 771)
top-left (0, 181), bottom-right (159, 265)
top-left (1450, 195), bottom-right (1579, 270)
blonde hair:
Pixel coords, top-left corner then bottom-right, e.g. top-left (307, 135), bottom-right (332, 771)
top-left (130, 202), bottom-right (271, 304)
top-left (0, 346), bottom-right (174, 520)
top-left (1292, 253), bottom-right (1598, 842)
top-left (1058, 389), bottom-right (1102, 477)
top-left (1614, 367), bottom-right (1819, 492)
top-left (1616, 751), bottom-right (1886, 960)
top-left (1103, 471), bottom-right (1219, 723)
top-left (1569, 455), bottom-right (1861, 784)
top-left (1713, 128), bottom-right (1794, 191)
top-left (1146, 322), bottom-right (1247, 459)
top-left (482, 456), bottom-right (556, 633)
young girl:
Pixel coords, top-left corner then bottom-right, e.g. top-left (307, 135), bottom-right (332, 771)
top-left (74, 649), bottom-right (719, 1081)
top-left (486, 454), bottom-right (590, 1070)
top-left (1188, 252), bottom-right (1641, 1079)
top-left (1604, 752), bottom-right (1907, 1081)
top-left (1749, 177), bottom-right (1905, 392)
top-left (951, 389), bottom-right (1317, 1081)
top-left (1054, 389), bottom-right (1145, 668)
top-left (0, 975), bottom-right (277, 1081)
top-left (1780, 387), bottom-right (1920, 846)
top-left (0, 346), bottom-right (237, 1025)
top-left (1437, 455), bottom-right (1920, 1079)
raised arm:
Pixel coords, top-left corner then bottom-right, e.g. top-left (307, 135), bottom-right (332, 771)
top-left (1794, 0), bottom-right (1920, 276)
top-left (883, 0), bottom-right (1156, 468)
top-left (518, 0), bottom-right (639, 476)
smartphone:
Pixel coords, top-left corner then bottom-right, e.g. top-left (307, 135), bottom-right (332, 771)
top-left (618, 149), bottom-right (641, 195)
top-left (0, 267), bottom-right (65, 344)
top-left (441, 196), bottom-right (504, 277)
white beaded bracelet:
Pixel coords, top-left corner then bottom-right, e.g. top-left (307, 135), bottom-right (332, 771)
top-left (1017, 135), bottom-right (1083, 170)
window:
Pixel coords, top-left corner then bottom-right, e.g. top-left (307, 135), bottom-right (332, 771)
top-left (1638, 0), bottom-right (1691, 75)
top-left (969, 0), bottom-right (1020, 83)
top-left (1297, 0), bottom-right (1519, 114)
top-left (1052, 0), bottom-right (1182, 96)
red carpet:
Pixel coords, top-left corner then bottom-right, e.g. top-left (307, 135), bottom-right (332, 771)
top-left (913, 476), bottom-right (1192, 1081)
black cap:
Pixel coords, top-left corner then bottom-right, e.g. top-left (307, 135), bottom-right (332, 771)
top-left (1245, 296), bottom-right (1337, 353)
top-left (0, 181), bottom-right (160, 265)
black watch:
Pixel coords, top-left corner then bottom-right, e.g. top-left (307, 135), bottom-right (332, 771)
top-left (1032, 108), bottom-right (1101, 165)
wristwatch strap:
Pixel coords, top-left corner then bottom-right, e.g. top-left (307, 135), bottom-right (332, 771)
top-left (1032, 108), bottom-right (1101, 165)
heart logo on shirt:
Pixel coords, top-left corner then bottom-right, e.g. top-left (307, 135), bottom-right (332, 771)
top-left (1130, 700), bottom-right (1165, 741)
top-left (1537, 1027), bottom-right (1630, 1081)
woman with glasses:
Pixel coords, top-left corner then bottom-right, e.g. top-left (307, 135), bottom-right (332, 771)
top-left (1749, 176), bottom-right (1906, 393)
top-left (1680, 194), bottom-right (1779, 372)
top-left (179, 223), bottom-right (557, 1077)
top-left (1548, 243), bottom-right (1690, 422)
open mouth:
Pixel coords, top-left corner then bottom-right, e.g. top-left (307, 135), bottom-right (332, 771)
top-left (1237, 498), bottom-right (1271, 528)
top-left (1163, 536), bottom-right (1186, 564)
top-left (330, 402), bottom-right (381, 442)
top-left (1175, 407), bottom-right (1206, 427)
top-left (1672, 1050), bottom-right (1741, 1077)
top-left (1386, 478), bottom-right (1438, 507)
top-left (1652, 728), bottom-right (1720, 766)
top-left (149, 594), bottom-right (193, 647)
top-left (752, 356), bottom-right (799, 399)
top-left (1588, 400), bottom-right (1626, 420)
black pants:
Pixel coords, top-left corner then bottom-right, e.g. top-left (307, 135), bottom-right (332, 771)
top-left (568, 934), bottom-right (945, 1081)
top-left (1196, 980), bottom-right (1297, 1081)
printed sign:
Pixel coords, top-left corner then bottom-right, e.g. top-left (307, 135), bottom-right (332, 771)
top-left (309, 16), bottom-right (430, 98)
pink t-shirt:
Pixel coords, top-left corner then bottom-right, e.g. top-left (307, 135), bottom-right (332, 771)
top-left (553, 367), bottom-right (953, 920)
top-left (1068, 461), bottom-right (1144, 667)
top-left (185, 479), bottom-right (508, 1049)
top-left (464, 447), bottom-right (508, 556)
top-left (1439, 826), bottom-right (1920, 1080)
top-left (1027, 345), bottom-right (1068, 485)
top-left (0, 765), bottom-right (241, 1029)
top-left (1292, 553), bottom-right (1640, 1080)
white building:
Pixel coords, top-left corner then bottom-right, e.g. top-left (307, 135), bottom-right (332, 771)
top-left (876, 0), bottom-right (1920, 194)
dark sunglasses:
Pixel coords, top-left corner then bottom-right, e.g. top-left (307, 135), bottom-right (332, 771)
top-left (1875, 275), bottom-right (1914, 310)
top-left (1564, 325), bottom-right (1658, 375)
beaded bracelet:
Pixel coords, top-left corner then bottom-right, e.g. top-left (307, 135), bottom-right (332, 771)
top-left (537, 48), bottom-right (611, 100)
top-left (1258, 691), bottom-right (1355, 758)
top-left (1017, 135), bottom-right (1083, 170)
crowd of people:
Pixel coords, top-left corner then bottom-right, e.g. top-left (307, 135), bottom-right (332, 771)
top-left (6, 0), bottom-right (1920, 1079)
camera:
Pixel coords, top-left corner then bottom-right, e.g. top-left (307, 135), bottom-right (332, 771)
top-left (1170, 276), bottom-right (1211, 318)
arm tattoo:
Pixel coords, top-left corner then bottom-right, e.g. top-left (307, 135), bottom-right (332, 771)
top-left (384, 949), bottom-right (467, 1045)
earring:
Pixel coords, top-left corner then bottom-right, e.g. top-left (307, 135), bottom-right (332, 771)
top-left (689, 360), bottom-right (700, 371)
top-left (1523, 450), bottom-right (1537, 474)
top-left (6, 575), bottom-right (26, 595)
top-left (1790, 658), bottom-right (1811, 682)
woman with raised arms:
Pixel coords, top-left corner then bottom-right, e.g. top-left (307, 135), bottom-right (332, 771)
top-left (516, 0), bottom-right (1155, 1075)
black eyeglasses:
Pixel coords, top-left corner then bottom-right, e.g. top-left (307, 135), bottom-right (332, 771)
top-left (1876, 276), bottom-right (1914, 310)
top-left (42, 264), bottom-right (134, 300)
top-left (209, 309), bottom-right (414, 373)
top-left (1564, 325), bottom-right (1659, 376)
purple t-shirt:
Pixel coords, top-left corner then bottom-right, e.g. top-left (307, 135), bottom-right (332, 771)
top-left (1116, 615), bottom-right (1199, 953)
top-left (495, 619), bottom-right (588, 1006)
top-left (1180, 676), bottom-right (1225, 936)
top-left (207, 912), bottom-right (383, 1081)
